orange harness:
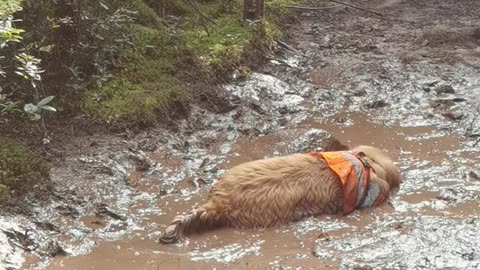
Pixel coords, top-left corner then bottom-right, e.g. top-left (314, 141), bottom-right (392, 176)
top-left (309, 151), bottom-right (386, 214)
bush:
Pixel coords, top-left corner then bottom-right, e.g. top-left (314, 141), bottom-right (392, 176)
top-left (0, 138), bottom-right (51, 204)
top-left (2, 0), bottom-right (302, 126)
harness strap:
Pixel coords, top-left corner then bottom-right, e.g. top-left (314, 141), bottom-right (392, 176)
top-left (309, 150), bottom-right (384, 214)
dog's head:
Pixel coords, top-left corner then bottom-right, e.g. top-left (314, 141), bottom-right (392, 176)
top-left (351, 145), bottom-right (401, 188)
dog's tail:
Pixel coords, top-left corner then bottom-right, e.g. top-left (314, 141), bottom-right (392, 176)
top-left (159, 204), bottom-right (223, 244)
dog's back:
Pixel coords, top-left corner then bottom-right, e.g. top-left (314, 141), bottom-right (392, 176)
top-left (160, 153), bottom-right (343, 243)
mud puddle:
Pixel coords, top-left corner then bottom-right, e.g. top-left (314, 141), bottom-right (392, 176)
top-left (2, 0), bottom-right (480, 269)
top-left (41, 112), bottom-right (480, 270)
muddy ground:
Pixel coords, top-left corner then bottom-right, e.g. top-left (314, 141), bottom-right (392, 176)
top-left (1, 0), bottom-right (480, 269)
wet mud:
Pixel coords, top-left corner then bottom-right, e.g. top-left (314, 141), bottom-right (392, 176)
top-left (1, 0), bottom-right (480, 269)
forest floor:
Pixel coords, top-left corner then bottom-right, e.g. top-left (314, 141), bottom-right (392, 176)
top-left (1, 0), bottom-right (480, 269)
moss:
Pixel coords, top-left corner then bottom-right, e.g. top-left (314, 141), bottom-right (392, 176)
top-left (0, 184), bottom-right (9, 205)
top-left (250, 19), bottom-right (283, 52)
top-left (235, 66), bottom-right (251, 80)
top-left (125, 25), bottom-right (179, 73)
top-left (81, 24), bottom-right (190, 122)
top-left (130, 0), bottom-right (166, 29)
top-left (82, 76), bottom-right (187, 121)
top-left (0, 138), bottom-right (51, 204)
top-left (182, 15), bottom-right (252, 77)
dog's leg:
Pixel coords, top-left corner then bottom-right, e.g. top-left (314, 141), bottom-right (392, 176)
top-left (159, 203), bottom-right (223, 244)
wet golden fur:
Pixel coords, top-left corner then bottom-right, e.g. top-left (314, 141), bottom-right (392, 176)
top-left (160, 145), bottom-right (401, 244)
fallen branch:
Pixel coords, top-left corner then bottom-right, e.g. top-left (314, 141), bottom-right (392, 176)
top-left (277, 40), bottom-right (297, 52)
top-left (265, 56), bottom-right (296, 69)
top-left (327, 0), bottom-right (383, 17)
top-left (277, 40), bottom-right (308, 57)
top-left (283, 5), bottom-right (340, 10)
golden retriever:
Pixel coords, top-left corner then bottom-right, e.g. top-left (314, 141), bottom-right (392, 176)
top-left (159, 145), bottom-right (401, 244)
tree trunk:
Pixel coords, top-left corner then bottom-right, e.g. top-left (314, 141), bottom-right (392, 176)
top-left (243, 0), bottom-right (264, 20)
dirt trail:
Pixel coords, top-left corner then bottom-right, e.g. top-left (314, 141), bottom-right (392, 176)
top-left (1, 0), bottom-right (480, 269)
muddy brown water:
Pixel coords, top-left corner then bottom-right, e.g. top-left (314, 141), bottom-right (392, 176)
top-left (42, 114), bottom-right (476, 270)
top-left (2, 0), bottom-right (480, 269)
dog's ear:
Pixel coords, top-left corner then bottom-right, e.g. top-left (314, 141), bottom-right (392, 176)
top-left (370, 173), bottom-right (390, 197)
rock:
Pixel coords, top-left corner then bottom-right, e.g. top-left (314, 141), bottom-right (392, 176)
top-left (467, 116), bottom-right (480, 137)
top-left (33, 221), bottom-right (61, 233)
top-left (96, 165), bottom-right (115, 176)
top-left (365, 100), bottom-right (389, 109)
top-left (56, 205), bottom-right (80, 218)
top-left (434, 84), bottom-right (455, 94)
top-left (95, 204), bottom-right (126, 221)
top-left (311, 250), bottom-right (320, 258)
top-left (138, 139), bottom-right (158, 152)
top-left (421, 80), bottom-right (440, 92)
top-left (439, 95), bottom-right (467, 103)
top-left (128, 152), bottom-right (151, 172)
top-left (317, 232), bottom-right (331, 241)
top-left (429, 100), bottom-right (442, 108)
top-left (439, 104), bottom-right (464, 120)
top-left (353, 89), bottom-right (367, 97)
top-left (253, 128), bottom-right (263, 137)
top-left (442, 111), bottom-right (464, 120)
top-left (461, 252), bottom-right (475, 261)
top-left (429, 95), bottom-right (467, 108)
top-left (43, 240), bottom-right (68, 257)
top-left (3, 229), bottom-right (38, 252)
top-left (159, 188), bottom-right (168, 196)
top-left (278, 106), bottom-right (289, 115)
top-left (468, 171), bottom-right (479, 181)
top-left (248, 99), bottom-right (265, 114)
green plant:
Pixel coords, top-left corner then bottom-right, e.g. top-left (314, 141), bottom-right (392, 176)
top-left (23, 96), bottom-right (56, 121)
top-left (0, 88), bottom-right (20, 114)
top-left (88, 5), bottom-right (138, 87)
top-left (1, 3), bottom-right (57, 136)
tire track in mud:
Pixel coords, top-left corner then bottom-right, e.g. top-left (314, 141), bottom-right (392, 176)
top-left (1, 0), bottom-right (480, 269)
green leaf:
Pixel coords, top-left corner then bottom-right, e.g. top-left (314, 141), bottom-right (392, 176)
top-left (30, 113), bottom-right (41, 121)
top-left (39, 105), bottom-right (56, 112)
top-left (39, 45), bottom-right (54, 52)
top-left (24, 103), bottom-right (38, 114)
top-left (38, 96), bottom-right (54, 106)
